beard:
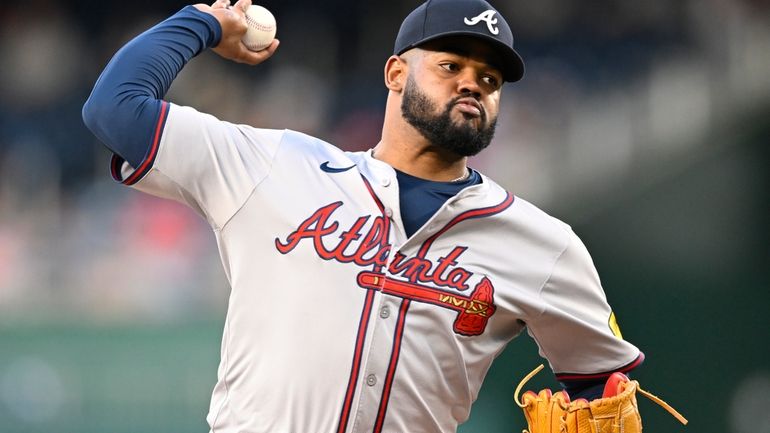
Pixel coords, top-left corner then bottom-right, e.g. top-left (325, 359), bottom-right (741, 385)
top-left (400, 75), bottom-right (497, 157)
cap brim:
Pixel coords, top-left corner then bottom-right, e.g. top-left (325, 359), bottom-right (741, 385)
top-left (396, 30), bottom-right (525, 82)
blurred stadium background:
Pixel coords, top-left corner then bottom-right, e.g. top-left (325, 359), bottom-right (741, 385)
top-left (1, 0), bottom-right (768, 431)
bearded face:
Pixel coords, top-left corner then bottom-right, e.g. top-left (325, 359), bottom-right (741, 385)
top-left (400, 74), bottom-right (498, 157)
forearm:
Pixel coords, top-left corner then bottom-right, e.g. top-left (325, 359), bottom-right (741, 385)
top-left (82, 6), bottom-right (221, 167)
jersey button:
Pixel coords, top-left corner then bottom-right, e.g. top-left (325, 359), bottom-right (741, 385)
top-left (366, 374), bottom-right (377, 386)
top-left (380, 306), bottom-right (390, 318)
top-left (384, 207), bottom-right (393, 218)
top-left (380, 178), bottom-right (391, 187)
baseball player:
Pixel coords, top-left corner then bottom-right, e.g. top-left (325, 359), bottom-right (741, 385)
top-left (83, 0), bottom-right (685, 431)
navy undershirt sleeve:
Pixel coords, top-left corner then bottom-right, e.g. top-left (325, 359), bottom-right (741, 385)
top-left (561, 378), bottom-right (605, 400)
top-left (82, 6), bottom-right (221, 168)
top-left (561, 371), bottom-right (635, 401)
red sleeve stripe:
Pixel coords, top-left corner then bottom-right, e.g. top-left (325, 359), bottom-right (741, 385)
top-left (554, 352), bottom-right (645, 381)
top-left (110, 100), bottom-right (170, 185)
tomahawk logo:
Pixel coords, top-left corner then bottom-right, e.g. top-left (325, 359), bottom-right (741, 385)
top-left (464, 10), bottom-right (499, 35)
top-left (274, 202), bottom-right (498, 336)
top-left (357, 272), bottom-right (496, 336)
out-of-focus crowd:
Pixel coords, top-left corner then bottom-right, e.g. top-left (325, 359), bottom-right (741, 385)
top-left (1, 0), bottom-right (768, 323)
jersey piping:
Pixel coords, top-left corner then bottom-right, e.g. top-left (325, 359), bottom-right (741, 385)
top-left (110, 100), bottom-right (170, 185)
top-left (373, 299), bottom-right (411, 433)
top-left (336, 175), bottom-right (390, 433)
top-left (340, 186), bottom-right (515, 431)
top-left (555, 353), bottom-right (646, 381)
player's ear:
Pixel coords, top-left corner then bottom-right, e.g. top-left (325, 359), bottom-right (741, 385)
top-left (384, 55), bottom-right (407, 92)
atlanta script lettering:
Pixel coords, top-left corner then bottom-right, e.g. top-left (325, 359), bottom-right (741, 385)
top-left (275, 202), bottom-right (474, 292)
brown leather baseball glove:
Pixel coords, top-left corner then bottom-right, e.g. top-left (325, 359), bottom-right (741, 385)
top-left (514, 365), bottom-right (688, 433)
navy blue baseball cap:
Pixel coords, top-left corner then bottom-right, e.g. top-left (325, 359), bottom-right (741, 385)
top-left (394, 0), bottom-right (525, 82)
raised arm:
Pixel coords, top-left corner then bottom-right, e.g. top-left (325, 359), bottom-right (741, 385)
top-left (82, 0), bottom-right (279, 167)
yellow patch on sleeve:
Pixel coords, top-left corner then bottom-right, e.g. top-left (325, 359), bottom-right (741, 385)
top-left (609, 311), bottom-right (623, 339)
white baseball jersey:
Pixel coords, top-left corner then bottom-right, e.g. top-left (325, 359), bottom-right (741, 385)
top-left (112, 102), bottom-right (642, 433)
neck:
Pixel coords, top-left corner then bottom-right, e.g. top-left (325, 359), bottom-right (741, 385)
top-left (372, 141), bottom-right (468, 182)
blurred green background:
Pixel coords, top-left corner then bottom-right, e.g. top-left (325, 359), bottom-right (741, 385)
top-left (1, 0), bottom-right (768, 432)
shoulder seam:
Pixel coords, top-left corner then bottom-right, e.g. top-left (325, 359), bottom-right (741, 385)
top-left (216, 128), bottom-right (287, 232)
top-left (532, 224), bottom-right (573, 318)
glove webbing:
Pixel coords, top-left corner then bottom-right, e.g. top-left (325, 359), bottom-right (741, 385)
top-left (514, 364), bottom-right (688, 426)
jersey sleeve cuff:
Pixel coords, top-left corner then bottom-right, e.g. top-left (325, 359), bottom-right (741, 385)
top-left (110, 101), bottom-right (170, 185)
top-left (554, 351), bottom-right (645, 381)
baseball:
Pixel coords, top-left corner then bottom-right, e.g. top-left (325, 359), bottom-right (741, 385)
top-left (242, 5), bottom-right (276, 52)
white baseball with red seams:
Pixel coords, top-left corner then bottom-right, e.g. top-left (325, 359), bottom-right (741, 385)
top-left (242, 5), bottom-right (276, 52)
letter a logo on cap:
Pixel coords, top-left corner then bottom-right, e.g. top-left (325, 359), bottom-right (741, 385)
top-left (464, 10), bottom-right (499, 35)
